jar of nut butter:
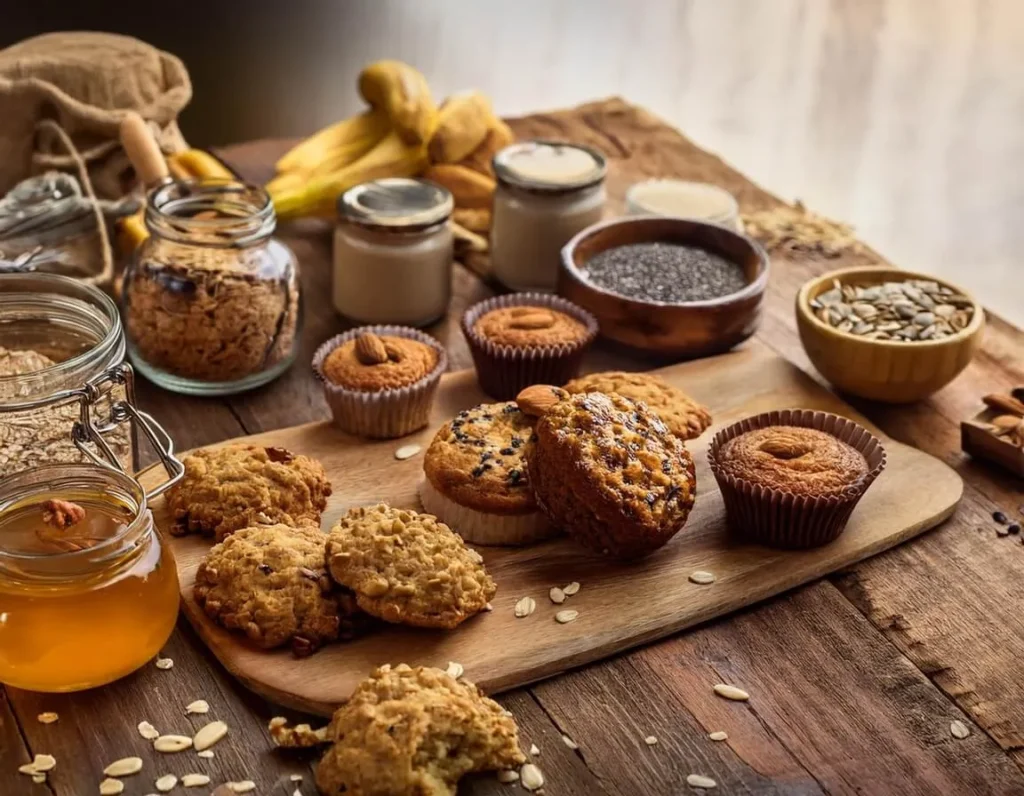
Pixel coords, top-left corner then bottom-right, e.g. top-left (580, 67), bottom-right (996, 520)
top-left (490, 141), bottom-right (607, 292)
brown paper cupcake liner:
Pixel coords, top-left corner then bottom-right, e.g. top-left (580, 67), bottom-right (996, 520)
top-left (461, 293), bottom-right (598, 400)
top-left (707, 409), bottom-right (887, 549)
top-left (312, 325), bottom-right (447, 439)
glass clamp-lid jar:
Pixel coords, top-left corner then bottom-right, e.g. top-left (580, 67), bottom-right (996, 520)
top-left (490, 140), bottom-right (607, 292)
top-left (0, 446), bottom-right (183, 692)
top-left (122, 179), bottom-right (302, 396)
top-left (333, 177), bottom-right (454, 327)
top-left (0, 272), bottom-right (140, 479)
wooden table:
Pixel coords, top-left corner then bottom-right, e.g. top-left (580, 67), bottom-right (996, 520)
top-left (4, 99), bottom-right (1024, 795)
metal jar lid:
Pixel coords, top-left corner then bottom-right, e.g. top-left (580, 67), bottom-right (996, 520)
top-left (493, 140), bottom-right (607, 194)
top-left (338, 178), bottom-right (453, 232)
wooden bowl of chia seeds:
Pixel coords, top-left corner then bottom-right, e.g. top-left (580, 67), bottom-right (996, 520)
top-left (558, 215), bottom-right (769, 358)
top-left (796, 266), bottom-right (985, 403)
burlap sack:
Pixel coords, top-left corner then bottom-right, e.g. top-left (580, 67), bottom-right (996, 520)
top-left (0, 32), bottom-right (192, 200)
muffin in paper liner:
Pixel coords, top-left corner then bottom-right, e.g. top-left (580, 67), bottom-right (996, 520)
top-left (461, 293), bottom-right (598, 400)
top-left (416, 477), bottom-right (554, 546)
top-left (707, 408), bottom-right (887, 549)
top-left (312, 325), bottom-right (447, 439)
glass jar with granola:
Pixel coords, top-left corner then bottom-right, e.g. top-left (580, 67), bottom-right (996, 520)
top-left (121, 179), bottom-right (301, 395)
top-left (0, 273), bottom-right (136, 479)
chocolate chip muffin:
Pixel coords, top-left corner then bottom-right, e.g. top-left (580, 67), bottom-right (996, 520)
top-left (194, 524), bottom-right (363, 656)
top-left (462, 294), bottom-right (598, 399)
top-left (166, 443), bottom-right (331, 541)
top-left (529, 391), bottom-right (697, 559)
top-left (419, 401), bottom-right (552, 545)
top-left (563, 371), bottom-right (712, 441)
top-left (315, 664), bottom-right (524, 796)
top-left (313, 326), bottom-right (447, 439)
top-left (326, 503), bottom-right (496, 629)
top-left (708, 409), bottom-right (887, 548)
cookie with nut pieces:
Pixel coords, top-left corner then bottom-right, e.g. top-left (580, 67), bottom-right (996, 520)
top-left (326, 503), bottom-right (496, 629)
top-left (166, 443), bottom-right (331, 541)
top-left (194, 524), bottom-right (363, 656)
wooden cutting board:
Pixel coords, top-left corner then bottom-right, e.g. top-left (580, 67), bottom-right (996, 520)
top-left (140, 343), bottom-right (962, 716)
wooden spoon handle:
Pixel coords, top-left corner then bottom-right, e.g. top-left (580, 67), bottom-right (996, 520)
top-left (120, 112), bottom-right (169, 187)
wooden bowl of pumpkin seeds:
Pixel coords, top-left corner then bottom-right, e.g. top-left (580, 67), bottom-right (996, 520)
top-left (796, 267), bottom-right (984, 403)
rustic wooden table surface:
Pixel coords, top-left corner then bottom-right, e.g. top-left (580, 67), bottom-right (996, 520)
top-left (4, 99), bottom-right (1024, 796)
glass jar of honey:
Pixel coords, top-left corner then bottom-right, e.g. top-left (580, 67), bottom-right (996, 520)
top-left (0, 413), bottom-right (183, 692)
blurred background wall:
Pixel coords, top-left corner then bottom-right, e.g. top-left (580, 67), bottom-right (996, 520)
top-left (3, 0), bottom-right (1022, 321)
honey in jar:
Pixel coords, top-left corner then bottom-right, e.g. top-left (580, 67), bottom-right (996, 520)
top-left (0, 464), bottom-right (179, 692)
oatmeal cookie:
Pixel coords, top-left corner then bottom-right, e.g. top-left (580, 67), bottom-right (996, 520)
top-left (419, 401), bottom-right (551, 545)
top-left (529, 391), bottom-right (697, 559)
top-left (167, 443), bottom-right (331, 540)
top-left (193, 524), bottom-right (363, 656)
top-left (315, 664), bottom-right (524, 796)
top-left (326, 504), bottom-right (496, 629)
top-left (563, 371), bottom-right (712, 441)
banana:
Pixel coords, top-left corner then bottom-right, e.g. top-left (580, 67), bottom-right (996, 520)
top-left (428, 91), bottom-right (493, 163)
top-left (170, 149), bottom-right (235, 180)
top-left (275, 109), bottom-right (390, 174)
top-left (358, 61), bottom-right (438, 145)
top-left (270, 130), bottom-right (428, 220)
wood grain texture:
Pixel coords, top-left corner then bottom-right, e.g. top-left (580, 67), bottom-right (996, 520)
top-left (139, 345), bottom-right (961, 716)
top-left (4, 97), bottom-right (1024, 794)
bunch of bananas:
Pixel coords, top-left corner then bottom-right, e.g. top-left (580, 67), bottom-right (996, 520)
top-left (268, 60), bottom-right (514, 227)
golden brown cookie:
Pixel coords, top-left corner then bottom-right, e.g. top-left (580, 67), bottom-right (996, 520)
top-left (472, 306), bottom-right (590, 349)
top-left (326, 504), bottom-right (496, 629)
top-left (193, 524), bottom-right (363, 656)
top-left (321, 331), bottom-right (440, 392)
top-left (315, 664), bottom-right (524, 796)
top-left (714, 426), bottom-right (868, 497)
top-left (166, 443), bottom-right (331, 541)
top-left (529, 392), bottom-right (697, 559)
top-left (419, 402), bottom-right (551, 545)
top-left (563, 371), bottom-right (712, 441)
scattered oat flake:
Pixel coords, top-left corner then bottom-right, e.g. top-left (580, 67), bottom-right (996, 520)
top-left (529, 743), bottom-right (540, 756)
top-left (555, 609), bottom-right (578, 624)
top-left (182, 773), bottom-right (211, 787)
top-left (484, 602), bottom-right (494, 612)
top-left (99, 778), bottom-right (125, 795)
top-left (227, 782), bottom-right (256, 793)
top-left (950, 720), bottom-right (971, 739)
top-left (155, 657), bottom-right (174, 670)
top-left (549, 586), bottom-right (566, 604)
top-left (708, 731), bottom-right (728, 742)
top-left (36, 712), bottom-right (58, 724)
top-left (520, 763), bottom-right (544, 791)
top-left (155, 774), bottom-right (178, 792)
top-left (197, 750), bottom-right (215, 759)
top-left (445, 661), bottom-right (464, 679)
top-left (497, 769), bottom-right (519, 783)
top-left (290, 774), bottom-right (303, 782)
top-left (154, 734), bottom-right (193, 753)
top-left (644, 735), bottom-right (658, 746)
top-left (514, 596), bottom-right (536, 618)
top-left (185, 699), bottom-right (210, 715)
top-left (138, 720), bottom-right (160, 740)
top-left (713, 683), bottom-right (749, 701)
top-left (32, 773), bottom-right (46, 784)
top-left (394, 444), bottom-right (421, 460)
top-left (687, 773), bottom-right (717, 789)
top-left (688, 570), bottom-right (716, 585)
top-left (562, 734), bottom-right (578, 750)
top-left (193, 720), bottom-right (229, 751)
top-left (31, 753), bottom-right (56, 772)
top-left (103, 756), bottom-right (143, 777)
top-left (562, 581), bottom-right (580, 596)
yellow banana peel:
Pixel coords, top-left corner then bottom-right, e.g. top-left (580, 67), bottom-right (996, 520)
top-left (358, 60), bottom-right (438, 145)
top-left (169, 149), bottom-right (235, 180)
top-left (275, 109), bottom-right (389, 174)
top-left (428, 91), bottom-right (493, 163)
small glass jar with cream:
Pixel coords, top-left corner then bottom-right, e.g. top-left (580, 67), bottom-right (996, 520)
top-left (333, 178), bottom-right (454, 327)
top-left (625, 179), bottom-right (741, 232)
top-left (490, 141), bottom-right (607, 292)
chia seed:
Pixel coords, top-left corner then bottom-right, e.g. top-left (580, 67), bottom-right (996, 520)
top-left (581, 242), bottom-right (747, 303)
top-left (993, 511), bottom-right (1008, 524)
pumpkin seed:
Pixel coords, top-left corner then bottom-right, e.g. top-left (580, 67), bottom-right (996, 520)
top-left (644, 735), bottom-right (658, 746)
top-left (520, 763), bottom-right (544, 791)
top-left (713, 683), bottom-right (749, 701)
top-left (562, 581), bottom-right (581, 596)
top-left (155, 774), bottom-right (178, 792)
top-left (103, 757), bottom-right (143, 777)
top-left (185, 700), bottom-right (210, 715)
top-left (549, 586), bottom-right (566, 604)
top-left (197, 750), bottom-right (215, 759)
top-left (708, 731), bottom-right (728, 741)
top-left (227, 782), bottom-right (257, 793)
top-left (555, 609), bottom-right (579, 624)
top-left (950, 720), bottom-right (971, 739)
top-left (193, 720), bottom-right (228, 751)
top-left (394, 444), bottom-right (421, 461)
top-left (514, 596), bottom-right (536, 618)
top-left (36, 712), bottom-right (58, 724)
top-left (182, 773), bottom-right (211, 787)
top-left (689, 570), bottom-right (715, 585)
top-left (154, 734), bottom-right (193, 753)
top-left (99, 778), bottom-right (125, 795)
top-left (138, 721), bottom-right (160, 740)
top-left (687, 773), bottom-right (717, 789)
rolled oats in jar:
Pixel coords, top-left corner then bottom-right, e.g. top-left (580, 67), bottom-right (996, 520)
top-left (0, 273), bottom-right (133, 479)
top-left (121, 179), bottom-right (301, 395)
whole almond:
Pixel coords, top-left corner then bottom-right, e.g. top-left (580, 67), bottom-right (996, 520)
top-left (516, 385), bottom-right (568, 417)
top-left (509, 310), bottom-right (555, 330)
top-left (383, 340), bottom-right (405, 362)
top-left (354, 333), bottom-right (389, 365)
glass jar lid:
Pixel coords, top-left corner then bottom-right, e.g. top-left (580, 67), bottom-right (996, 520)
top-left (338, 178), bottom-right (453, 231)
top-left (493, 140), bottom-right (607, 194)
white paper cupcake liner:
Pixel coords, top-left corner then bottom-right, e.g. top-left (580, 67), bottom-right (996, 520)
top-left (417, 477), bottom-right (556, 546)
